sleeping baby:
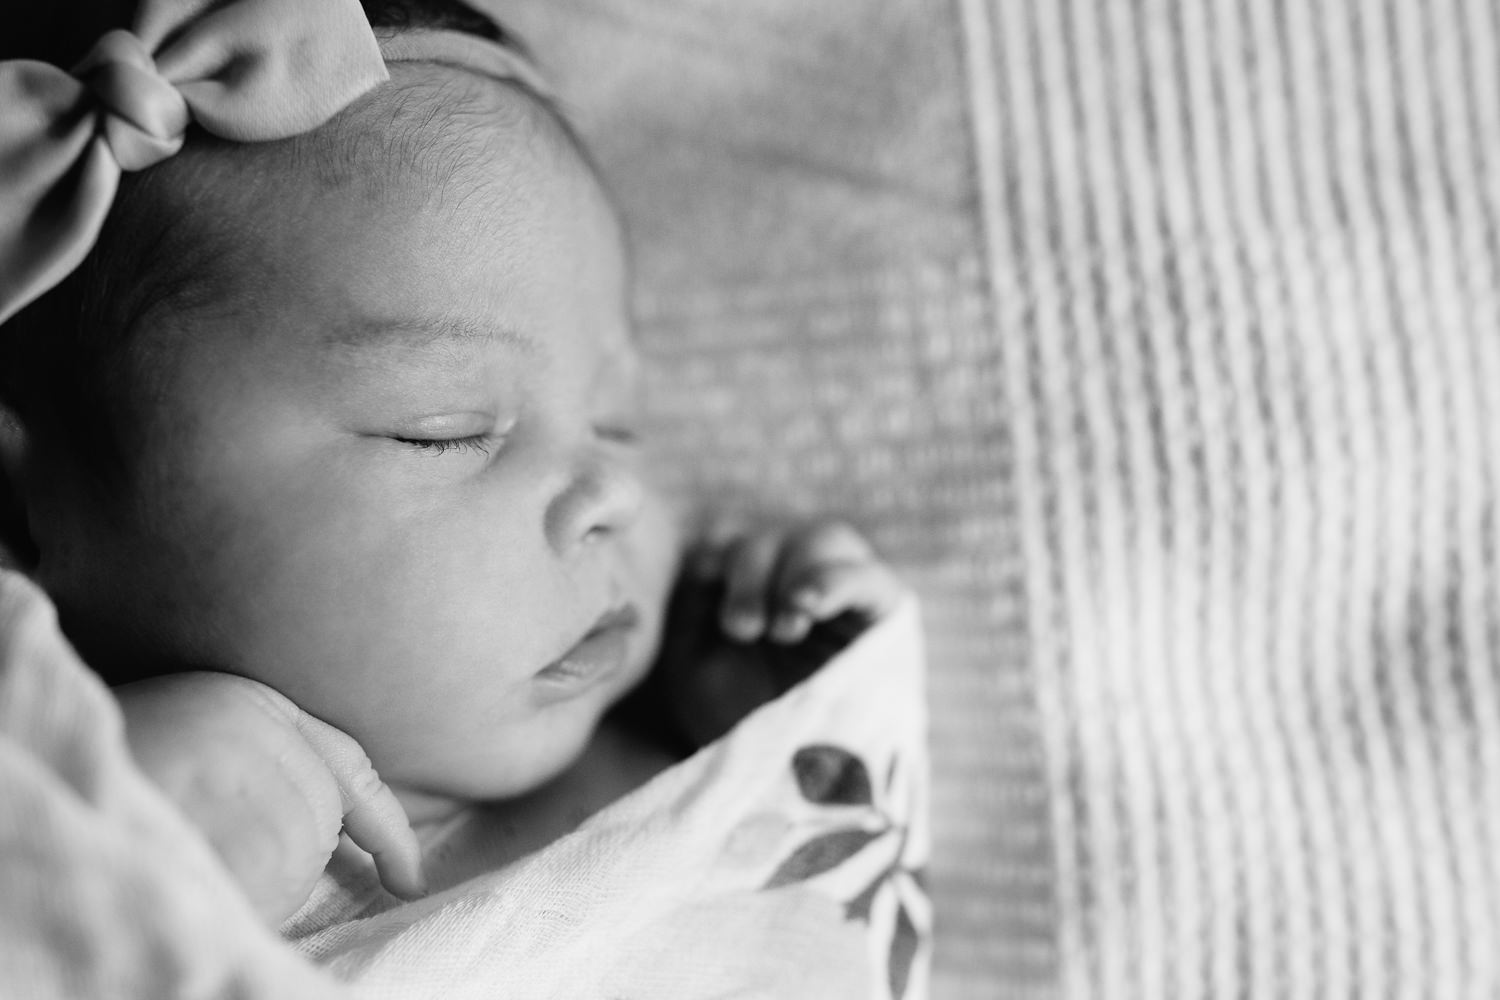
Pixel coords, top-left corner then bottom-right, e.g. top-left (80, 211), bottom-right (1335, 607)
top-left (0, 0), bottom-right (905, 927)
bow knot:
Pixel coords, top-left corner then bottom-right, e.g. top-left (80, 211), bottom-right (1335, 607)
top-left (74, 31), bottom-right (190, 172)
top-left (0, 0), bottom-right (389, 325)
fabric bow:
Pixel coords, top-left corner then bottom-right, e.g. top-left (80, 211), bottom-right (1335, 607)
top-left (0, 0), bottom-right (389, 325)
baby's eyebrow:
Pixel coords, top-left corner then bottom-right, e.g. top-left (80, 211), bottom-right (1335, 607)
top-left (323, 312), bottom-right (539, 364)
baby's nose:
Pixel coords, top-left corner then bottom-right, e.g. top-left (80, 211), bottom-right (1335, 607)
top-left (545, 452), bottom-right (645, 553)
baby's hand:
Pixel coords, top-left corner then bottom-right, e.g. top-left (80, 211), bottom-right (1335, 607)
top-left (115, 672), bottom-right (424, 924)
top-left (657, 519), bottom-right (905, 746)
top-left (700, 519), bottom-right (905, 646)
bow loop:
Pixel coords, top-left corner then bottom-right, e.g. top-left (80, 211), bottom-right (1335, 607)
top-left (74, 31), bottom-right (189, 171)
top-left (0, 0), bottom-right (388, 325)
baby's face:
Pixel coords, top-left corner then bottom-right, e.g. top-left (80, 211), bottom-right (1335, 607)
top-left (40, 68), bottom-right (678, 802)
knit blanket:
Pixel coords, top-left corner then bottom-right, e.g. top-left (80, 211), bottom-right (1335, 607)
top-left (494, 1), bottom-right (1500, 996)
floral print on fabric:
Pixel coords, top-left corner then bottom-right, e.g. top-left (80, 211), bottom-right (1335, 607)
top-left (759, 745), bottom-right (929, 1000)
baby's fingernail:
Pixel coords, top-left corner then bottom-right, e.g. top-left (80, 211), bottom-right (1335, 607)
top-left (384, 875), bottom-right (427, 902)
top-left (387, 865), bottom-right (428, 901)
top-left (771, 610), bottom-right (811, 643)
top-left (790, 586), bottom-right (823, 610)
top-left (722, 608), bottom-right (764, 641)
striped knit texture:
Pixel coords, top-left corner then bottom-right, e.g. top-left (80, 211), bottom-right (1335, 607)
top-left (967, 0), bottom-right (1500, 996)
top-left (501, 1), bottom-right (1500, 997)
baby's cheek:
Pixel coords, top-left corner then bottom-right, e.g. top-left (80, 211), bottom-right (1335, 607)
top-left (629, 495), bottom-right (683, 635)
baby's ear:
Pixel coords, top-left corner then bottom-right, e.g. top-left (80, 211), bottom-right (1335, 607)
top-left (0, 405), bottom-right (36, 568)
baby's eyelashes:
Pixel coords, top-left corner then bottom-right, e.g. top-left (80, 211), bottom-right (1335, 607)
top-left (381, 413), bottom-right (516, 459)
top-left (393, 434), bottom-right (496, 457)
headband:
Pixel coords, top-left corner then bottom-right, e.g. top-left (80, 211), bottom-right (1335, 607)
top-left (0, 1), bottom-right (547, 327)
top-left (377, 29), bottom-right (552, 99)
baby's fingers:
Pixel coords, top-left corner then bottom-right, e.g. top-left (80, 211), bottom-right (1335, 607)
top-left (771, 521), bottom-right (904, 640)
top-left (719, 531), bottom-right (784, 642)
top-left (787, 560), bottom-right (904, 621)
top-left (293, 712), bottom-right (426, 901)
top-left (769, 522), bottom-right (898, 640)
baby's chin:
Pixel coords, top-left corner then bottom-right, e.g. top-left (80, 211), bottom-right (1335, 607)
top-left (390, 728), bottom-right (595, 825)
top-left (377, 619), bottom-right (664, 822)
top-left (384, 685), bottom-right (628, 823)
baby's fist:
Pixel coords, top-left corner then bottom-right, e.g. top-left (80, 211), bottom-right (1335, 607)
top-left (699, 519), bottom-right (905, 646)
top-left (116, 672), bottom-right (423, 924)
top-left (656, 518), bottom-right (906, 747)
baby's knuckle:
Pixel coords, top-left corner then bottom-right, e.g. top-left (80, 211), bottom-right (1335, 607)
top-left (345, 760), bottom-right (388, 804)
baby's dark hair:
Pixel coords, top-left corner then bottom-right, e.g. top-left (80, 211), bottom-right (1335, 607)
top-left (362, 0), bottom-right (514, 44)
top-left (0, 0), bottom-right (556, 500)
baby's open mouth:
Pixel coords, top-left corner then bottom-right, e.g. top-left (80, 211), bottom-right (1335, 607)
top-left (533, 604), bottom-right (641, 695)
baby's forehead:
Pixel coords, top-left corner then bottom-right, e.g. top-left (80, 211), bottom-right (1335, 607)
top-left (126, 62), bottom-right (598, 321)
top-left (129, 62), bottom-right (579, 258)
top-left (295, 63), bottom-right (579, 205)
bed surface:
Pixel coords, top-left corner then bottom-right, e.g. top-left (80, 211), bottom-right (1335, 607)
top-left (498, 2), bottom-right (1500, 997)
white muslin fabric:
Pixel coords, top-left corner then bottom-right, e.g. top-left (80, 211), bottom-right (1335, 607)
top-left (282, 598), bottom-right (932, 1000)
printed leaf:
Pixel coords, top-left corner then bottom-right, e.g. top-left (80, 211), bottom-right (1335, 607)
top-left (843, 874), bottom-right (884, 923)
top-left (888, 901), bottom-right (919, 999)
top-left (763, 828), bottom-right (882, 888)
top-left (792, 745), bottom-right (874, 806)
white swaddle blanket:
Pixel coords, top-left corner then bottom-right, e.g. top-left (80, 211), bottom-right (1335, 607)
top-left (0, 563), bottom-right (929, 998)
top-left (283, 596), bottom-right (931, 1000)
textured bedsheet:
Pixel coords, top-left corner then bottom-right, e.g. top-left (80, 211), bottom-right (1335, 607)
top-left (495, 2), bottom-right (1500, 997)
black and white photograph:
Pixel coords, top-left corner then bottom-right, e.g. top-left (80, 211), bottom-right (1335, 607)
top-left (1, 2), bottom-right (1497, 998)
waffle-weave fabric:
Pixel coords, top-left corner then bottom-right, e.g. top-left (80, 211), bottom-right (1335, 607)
top-left (498, 1), bottom-right (1500, 997)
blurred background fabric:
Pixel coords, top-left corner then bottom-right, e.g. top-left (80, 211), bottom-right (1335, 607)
top-left (498, 1), bottom-right (1500, 997)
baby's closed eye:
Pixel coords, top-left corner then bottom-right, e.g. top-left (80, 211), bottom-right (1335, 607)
top-left (383, 413), bottom-right (517, 458)
top-left (393, 434), bottom-right (496, 457)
